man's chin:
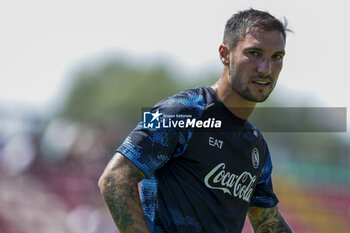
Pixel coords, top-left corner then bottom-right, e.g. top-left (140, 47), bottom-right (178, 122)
top-left (238, 88), bottom-right (272, 103)
top-left (245, 94), bottom-right (270, 103)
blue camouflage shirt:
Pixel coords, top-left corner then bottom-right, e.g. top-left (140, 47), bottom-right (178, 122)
top-left (117, 87), bottom-right (278, 233)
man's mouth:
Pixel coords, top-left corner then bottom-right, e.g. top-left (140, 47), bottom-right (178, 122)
top-left (253, 80), bottom-right (270, 85)
top-left (252, 80), bottom-right (271, 87)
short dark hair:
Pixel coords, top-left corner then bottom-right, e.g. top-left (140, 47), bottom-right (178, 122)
top-left (223, 8), bottom-right (290, 50)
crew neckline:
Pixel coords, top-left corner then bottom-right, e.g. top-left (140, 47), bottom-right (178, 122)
top-left (206, 86), bottom-right (247, 126)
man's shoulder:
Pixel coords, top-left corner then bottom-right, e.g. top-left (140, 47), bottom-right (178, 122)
top-left (151, 87), bottom-right (213, 117)
top-left (246, 121), bottom-right (266, 142)
top-left (161, 86), bottom-right (211, 106)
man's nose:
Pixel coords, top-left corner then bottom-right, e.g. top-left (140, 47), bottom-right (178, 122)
top-left (257, 57), bottom-right (272, 76)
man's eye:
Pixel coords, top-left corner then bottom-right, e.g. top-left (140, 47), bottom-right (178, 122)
top-left (273, 54), bottom-right (284, 61)
top-left (249, 51), bottom-right (260, 56)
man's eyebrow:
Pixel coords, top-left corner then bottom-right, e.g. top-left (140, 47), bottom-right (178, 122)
top-left (244, 47), bottom-right (263, 51)
top-left (244, 47), bottom-right (285, 55)
top-left (275, 50), bottom-right (286, 55)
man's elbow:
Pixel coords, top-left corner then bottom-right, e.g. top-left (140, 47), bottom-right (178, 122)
top-left (98, 152), bottom-right (123, 195)
top-left (98, 173), bottom-right (106, 194)
top-left (98, 166), bottom-right (117, 196)
top-left (98, 152), bottom-right (145, 197)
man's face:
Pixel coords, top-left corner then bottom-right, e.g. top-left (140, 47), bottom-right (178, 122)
top-left (227, 29), bottom-right (285, 102)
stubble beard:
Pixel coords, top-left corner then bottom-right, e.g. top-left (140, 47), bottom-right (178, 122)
top-left (229, 67), bottom-right (274, 103)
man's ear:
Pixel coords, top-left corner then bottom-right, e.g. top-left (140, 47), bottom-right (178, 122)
top-left (219, 44), bottom-right (230, 65)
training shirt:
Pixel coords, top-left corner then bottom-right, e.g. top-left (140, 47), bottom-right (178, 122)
top-left (117, 87), bottom-right (278, 233)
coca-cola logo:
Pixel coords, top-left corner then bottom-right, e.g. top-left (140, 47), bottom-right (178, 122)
top-left (204, 163), bottom-right (257, 202)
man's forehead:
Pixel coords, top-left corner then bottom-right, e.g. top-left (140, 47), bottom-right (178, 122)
top-left (240, 28), bottom-right (285, 50)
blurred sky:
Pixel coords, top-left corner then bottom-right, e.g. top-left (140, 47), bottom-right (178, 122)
top-left (1, 0), bottom-right (349, 114)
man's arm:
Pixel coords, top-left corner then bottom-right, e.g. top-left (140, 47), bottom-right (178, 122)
top-left (98, 152), bottom-right (151, 233)
top-left (247, 205), bottom-right (293, 233)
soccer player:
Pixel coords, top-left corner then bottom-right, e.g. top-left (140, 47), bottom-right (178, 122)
top-left (99, 9), bottom-right (293, 233)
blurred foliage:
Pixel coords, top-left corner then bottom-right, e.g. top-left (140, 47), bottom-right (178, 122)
top-left (61, 61), bottom-right (184, 125)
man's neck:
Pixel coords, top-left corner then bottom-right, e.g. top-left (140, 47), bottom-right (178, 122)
top-left (211, 69), bottom-right (256, 120)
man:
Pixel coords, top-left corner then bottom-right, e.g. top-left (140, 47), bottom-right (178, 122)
top-left (99, 9), bottom-right (293, 233)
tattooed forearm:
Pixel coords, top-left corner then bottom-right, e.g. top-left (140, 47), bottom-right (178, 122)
top-left (99, 152), bottom-right (150, 233)
top-left (103, 176), bottom-right (134, 231)
top-left (248, 206), bottom-right (293, 233)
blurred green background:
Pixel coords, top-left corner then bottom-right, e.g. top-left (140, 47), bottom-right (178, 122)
top-left (0, 1), bottom-right (349, 233)
top-left (1, 57), bottom-right (349, 233)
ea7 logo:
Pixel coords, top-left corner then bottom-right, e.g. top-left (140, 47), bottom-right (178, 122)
top-left (209, 136), bottom-right (223, 149)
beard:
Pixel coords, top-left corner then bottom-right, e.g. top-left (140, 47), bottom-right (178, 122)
top-left (228, 67), bottom-right (276, 103)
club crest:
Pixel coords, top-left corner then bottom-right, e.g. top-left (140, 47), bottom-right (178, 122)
top-left (251, 148), bottom-right (259, 169)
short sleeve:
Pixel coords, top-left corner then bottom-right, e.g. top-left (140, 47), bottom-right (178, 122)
top-left (116, 89), bottom-right (206, 178)
top-left (249, 144), bottom-right (279, 208)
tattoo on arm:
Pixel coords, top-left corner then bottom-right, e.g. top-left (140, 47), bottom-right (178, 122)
top-left (103, 176), bottom-right (133, 231)
top-left (99, 153), bottom-right (150, 233)
top-left (248, 206), bottom-right (293, 233)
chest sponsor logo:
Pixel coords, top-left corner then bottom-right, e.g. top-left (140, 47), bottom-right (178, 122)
top-left (204, 163), bottom-right (256, 202)
top-left (208, 136), bottom-right (223, 149)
